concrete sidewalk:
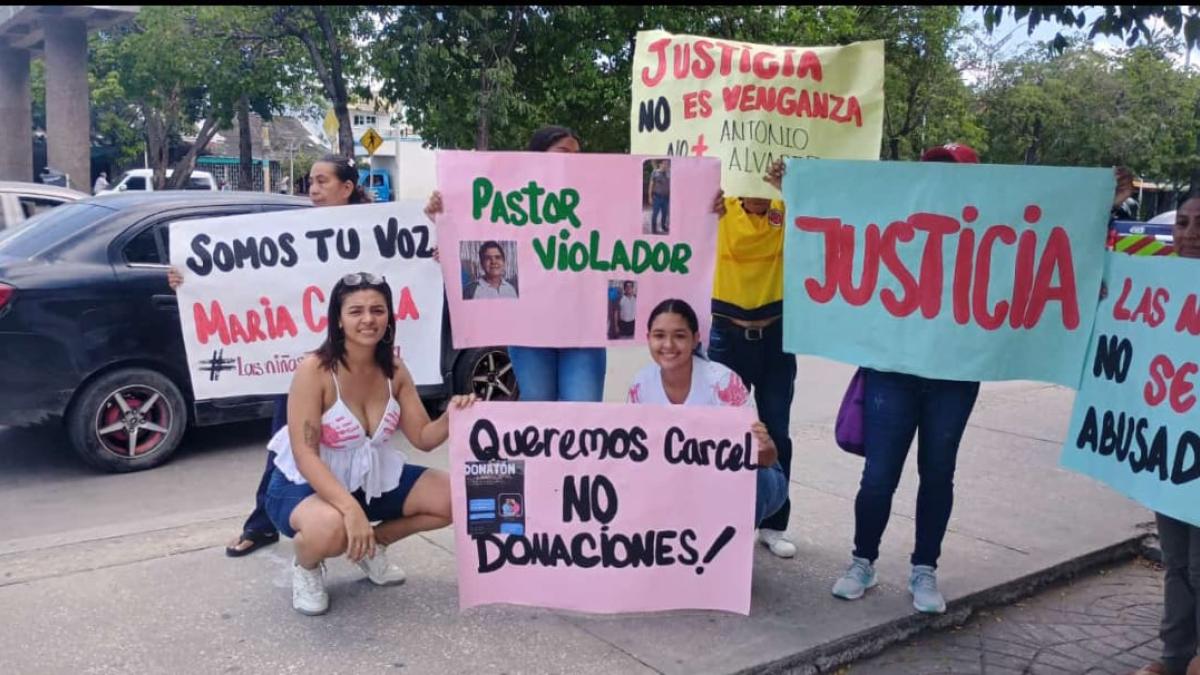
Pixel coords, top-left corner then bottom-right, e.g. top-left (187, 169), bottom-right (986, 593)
top-left (0, 357), bottom-right (1156, 674)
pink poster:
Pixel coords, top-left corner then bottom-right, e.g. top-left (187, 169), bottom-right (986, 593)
top-left (437, 152), bottom-right (720, 348)
top-left (449, 401), bottom-right (757, 615)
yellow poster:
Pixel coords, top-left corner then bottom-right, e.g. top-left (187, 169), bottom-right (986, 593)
top-left (629, 30), bottom-right (884, 198)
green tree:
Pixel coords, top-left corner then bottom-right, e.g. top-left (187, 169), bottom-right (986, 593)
top-left (89, 6), bottom-right (314, 189)
top-left (976, 6), bottom-right (1200, 52)
top-left (373, 6), bottom-right (980, 159)
top-left (979, 5), bottom-right (1200, 192)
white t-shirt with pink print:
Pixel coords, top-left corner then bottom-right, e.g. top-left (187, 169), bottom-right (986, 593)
top-left (626, 356), bottom-right (752, 408)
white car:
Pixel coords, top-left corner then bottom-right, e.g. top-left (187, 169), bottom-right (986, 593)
top-left (1148, 210), bottom-right (1175, 225)
top-left (100, 168), bottom-right (218, 194)
top-left (0, 181), bottom-right (88, 234)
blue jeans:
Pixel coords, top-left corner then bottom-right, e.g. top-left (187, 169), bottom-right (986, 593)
top-left (241, 394), bottom-right (289, 536)
top-left (853, 369), bottom-right (980, 568)
top-left (708, 317), bottom-right (797, 530)
top-left (508, 347), bottom-right (606, 402)
top-left (651, 193), bottom-right (669, 233)
top-left (265, 465), bottom-right (429, 538)
top-left (756, 463), bottom-right (788, 527)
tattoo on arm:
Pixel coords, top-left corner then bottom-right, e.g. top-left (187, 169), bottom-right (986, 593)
top-left (303, 420), bottom-right (321, 452)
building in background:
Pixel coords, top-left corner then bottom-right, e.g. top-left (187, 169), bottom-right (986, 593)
top-left (0, 6), bottom-right (139, 188)
top-left (309, 100), bottom-right (438, 202)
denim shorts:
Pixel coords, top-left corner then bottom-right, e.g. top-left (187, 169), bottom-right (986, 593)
top-left (264, 464), bottom-right (429, 538)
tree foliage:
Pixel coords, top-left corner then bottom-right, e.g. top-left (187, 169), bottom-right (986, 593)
top-left (976, 40), bottom-right (1199, 191)
top-left (372, 6), bottom-right (982, 160)
top-left (89, 6), bottom-right (309, 188)
top-left (979, 5), bottom-right (1200, 194)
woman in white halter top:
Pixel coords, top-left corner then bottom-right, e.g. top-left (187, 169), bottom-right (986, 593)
top-left (264, 272), bottom-right (475, 616)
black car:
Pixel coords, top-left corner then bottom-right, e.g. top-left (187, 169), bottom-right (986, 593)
top-left (0, 192), bottom-right (517, 472)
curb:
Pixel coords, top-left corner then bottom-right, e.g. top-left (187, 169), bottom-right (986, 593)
top-left (740, 533), bottom-right (1153, 675)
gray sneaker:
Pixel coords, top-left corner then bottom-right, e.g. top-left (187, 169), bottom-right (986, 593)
top-left (909, 565), bottom-right (946, 614)
top-left (831, 556), bottom-right (877, 600)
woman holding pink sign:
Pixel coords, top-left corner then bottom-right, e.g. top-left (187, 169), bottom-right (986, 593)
top-left (427, 125), bottom-right (607, 402)
top-left (626, 298), bottom-right (788, 529)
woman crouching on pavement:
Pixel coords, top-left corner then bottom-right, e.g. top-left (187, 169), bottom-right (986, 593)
top-left (264, 272), bottom-right (475, 616)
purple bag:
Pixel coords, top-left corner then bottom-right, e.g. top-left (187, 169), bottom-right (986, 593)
top-left (835, 368), bottom-right (866, 456)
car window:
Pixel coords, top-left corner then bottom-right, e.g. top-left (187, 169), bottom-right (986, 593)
top-left (122, 209), bottom-right (260, 267)
top-left (125, 176), bottom-right (146, 190)
top-left (371, 175), bottom-right (385, 187)
top-left (123, 226), bottom-right (162, 264)
top-left (185, 177), bottom-right (212, 190)
top-left (19, 196), bottom-right (66, 219)
top-left (0, 203), bottom-right (115, 258)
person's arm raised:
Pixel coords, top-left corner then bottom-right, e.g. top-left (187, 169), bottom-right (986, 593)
top-left (425, 191), bottom-right (443, 262)
top-left (764, 158), bottom-right (786, 192)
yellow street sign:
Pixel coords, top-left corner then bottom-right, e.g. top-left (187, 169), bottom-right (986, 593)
top-left (360, 127), bottom-right (383, 156)
top-left (322, 109), bottom-right (338, 141)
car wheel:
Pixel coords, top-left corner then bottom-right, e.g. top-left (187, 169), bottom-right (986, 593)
top-left (66, 368), bottom-right (188, 473)
top-left (454, 347), bottom-right (519, 401)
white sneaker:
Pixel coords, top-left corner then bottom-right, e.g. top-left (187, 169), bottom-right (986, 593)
top-left (292, 560), bottom-right (329, 616)
top-left (356, 544), bottom-right (406, 586)
top-left (758, 529), bottom-right (797, 558)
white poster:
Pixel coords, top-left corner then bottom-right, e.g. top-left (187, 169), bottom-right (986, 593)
top-left (170, 201), bottom-right (445, 400)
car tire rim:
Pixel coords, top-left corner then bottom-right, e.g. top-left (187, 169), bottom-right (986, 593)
top-left (94, 385), bottom-right (174, 460)
top-left (471, 350), bottom-right (518, 401)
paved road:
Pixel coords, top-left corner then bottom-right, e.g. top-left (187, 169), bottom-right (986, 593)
top-left (0, 350), bottom-right (1159, 674)
top-left (849, 558), bottom-right (1166, 675)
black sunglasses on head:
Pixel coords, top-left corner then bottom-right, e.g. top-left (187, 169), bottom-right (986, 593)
top-left (341, 272), bottom-right (386, 287)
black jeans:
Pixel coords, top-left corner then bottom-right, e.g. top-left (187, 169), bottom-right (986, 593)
top-left (241, 394), bottom-right (288, 536)
top-left (707, 316), bottom-right (797, 531)
top-left (1158, 512), bottom-right (1200, 674)
top-left (852, 369), bottom-right (979, 568)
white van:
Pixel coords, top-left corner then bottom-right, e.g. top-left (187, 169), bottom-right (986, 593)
top-left (100, 168), bottom-right (218, 194)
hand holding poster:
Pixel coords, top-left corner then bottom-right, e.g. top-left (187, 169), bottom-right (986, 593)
top-left (782, 160), bottom-right (1113, 386)
top-left (1061, 253), bottom-right (1200, 527)
top-left (629, 30), bottom-right (884, 198)
top-left (450, 402), bottom-right (757, 614)
top-left (436, 152), bottom-right (719, 349)
top-left (170, 201), bottom-right (444, 399)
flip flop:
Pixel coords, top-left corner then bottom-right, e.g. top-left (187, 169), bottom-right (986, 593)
top-left (225, 530), bottom-right (280, 558)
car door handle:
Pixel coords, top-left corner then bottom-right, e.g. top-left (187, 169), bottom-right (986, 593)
top-left (152, 294), bottom-right (178, 310)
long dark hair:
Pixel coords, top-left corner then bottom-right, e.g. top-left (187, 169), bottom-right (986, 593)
top-left (316, 154), bottom-right (373, 205)
top-left (647, 298), bottom-right (706, 359)
top-left (314, 275), bottom-right (396, 378)
top-left (527, 125), bottom-right (581, 152)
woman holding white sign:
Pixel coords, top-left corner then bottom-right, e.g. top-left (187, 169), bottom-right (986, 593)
top-left (625, 298), bottom-right (788, 529)
top-left (168, 155), bottom-right (373, 559)
top-left (264, 272), bottom-right (475, 616)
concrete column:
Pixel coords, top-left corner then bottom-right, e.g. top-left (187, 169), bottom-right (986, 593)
top-left (43, 18), bottom-right (89, 192)
top-left (0, 47), bottom-right (33, 182)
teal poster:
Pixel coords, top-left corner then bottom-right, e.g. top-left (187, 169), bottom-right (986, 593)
top-left (1061, 253), bottom-right (1200, 527)
top-left (781, 159), bottom-right (1113, 386)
